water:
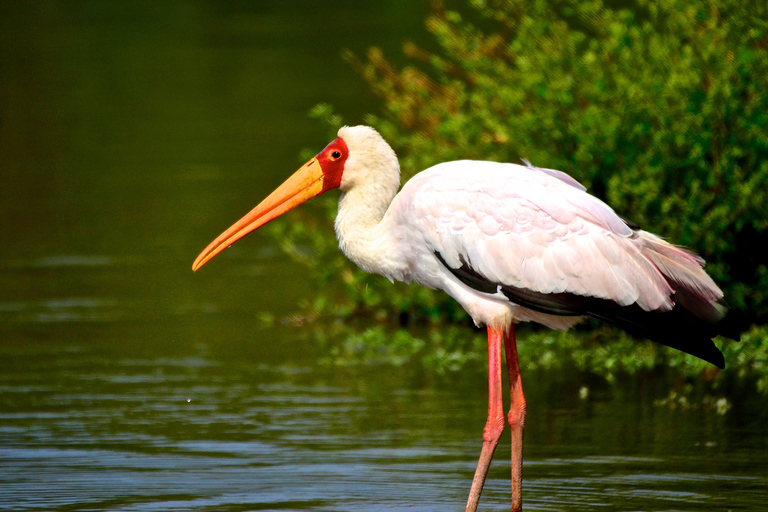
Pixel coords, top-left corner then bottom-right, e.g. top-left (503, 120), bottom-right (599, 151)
top-left (1, 2), bottom-right (767, 511)
top-left (3, 339), bottom-right (766, 511)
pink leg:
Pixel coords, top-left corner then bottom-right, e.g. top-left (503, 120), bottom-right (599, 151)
top-left (504, 324), bottom-right (526, 512)
top-left (465, 326), bottom-right (506, 512)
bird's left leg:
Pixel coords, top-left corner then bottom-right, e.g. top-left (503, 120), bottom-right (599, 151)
top-left (465, 325), bottom-right (506, 512)
top-left (504, 324), bottom-right (526, 512)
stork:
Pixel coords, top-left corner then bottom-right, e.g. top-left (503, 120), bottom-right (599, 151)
top-left (193, 125), bottom-right (734, 512)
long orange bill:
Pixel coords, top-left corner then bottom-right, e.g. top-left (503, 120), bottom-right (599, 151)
top-left (192, 157), bottom-right (326, 271)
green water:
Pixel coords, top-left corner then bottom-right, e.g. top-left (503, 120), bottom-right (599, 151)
top-left (1, 2), bottom-right (766, 511)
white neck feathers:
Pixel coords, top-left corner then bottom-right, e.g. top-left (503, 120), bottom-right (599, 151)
top-left (333, 126), bottom-right (404, 277)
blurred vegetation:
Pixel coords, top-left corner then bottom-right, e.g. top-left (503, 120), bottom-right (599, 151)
top-left (267, 0), bottom-right (768, 394)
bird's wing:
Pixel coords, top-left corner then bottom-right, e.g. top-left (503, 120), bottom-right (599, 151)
top-left (393, 160), bottom-right (731, 368)
top-left (399, 160), bottom-right (676, 312)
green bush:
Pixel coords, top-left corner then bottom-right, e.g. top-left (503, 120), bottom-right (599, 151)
top-left (270, 0), bottom-right (768, 387)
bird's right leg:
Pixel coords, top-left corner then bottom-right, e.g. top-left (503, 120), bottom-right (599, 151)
top-left (465, 325), bottom-right (506, 512)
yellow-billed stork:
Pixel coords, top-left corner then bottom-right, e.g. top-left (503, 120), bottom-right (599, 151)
top-left (193, 125), bottom-right (735, 512)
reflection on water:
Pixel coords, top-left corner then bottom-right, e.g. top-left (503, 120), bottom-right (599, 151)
top-left (1, 1), bottom-right (767, 511)
top-left (2, 335), bottom-right (767, 511)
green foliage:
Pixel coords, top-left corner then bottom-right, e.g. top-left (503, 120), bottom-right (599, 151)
top-left (271, 0), bottom-right (768, 394)
top-left (347, 0), bottom-right (768, 320)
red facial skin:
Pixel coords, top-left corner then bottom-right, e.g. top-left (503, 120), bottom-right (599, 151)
top-left (317, 137), bottom-right (348, 192)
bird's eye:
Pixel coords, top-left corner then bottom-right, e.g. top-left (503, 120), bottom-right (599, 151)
top-left (331, 150), bottom-right (342, 160)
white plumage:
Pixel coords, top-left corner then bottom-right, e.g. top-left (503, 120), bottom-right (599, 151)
top-left (334, 126), bottom-right (724, 334)
top-left (193, 124), bottom-right (735, 512)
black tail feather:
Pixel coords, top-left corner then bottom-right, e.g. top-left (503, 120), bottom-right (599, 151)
top-left (583, 302), bottom-right (728, 369)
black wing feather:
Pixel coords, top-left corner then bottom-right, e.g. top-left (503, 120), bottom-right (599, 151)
top-left (435, 251), bottom-right (729, 368)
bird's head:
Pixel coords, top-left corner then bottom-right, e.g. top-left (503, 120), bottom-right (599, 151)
top-left (192, 125), bottom-right (397, 271)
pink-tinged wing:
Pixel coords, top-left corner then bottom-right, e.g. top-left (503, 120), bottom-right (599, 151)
top-left (520, 158), bottom-right (587, 192)
top-left (397, 160), bottom-right (683, 312)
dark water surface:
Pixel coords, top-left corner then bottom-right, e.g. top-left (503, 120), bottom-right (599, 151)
top-left (2, 2), bottom-right (767, 511)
